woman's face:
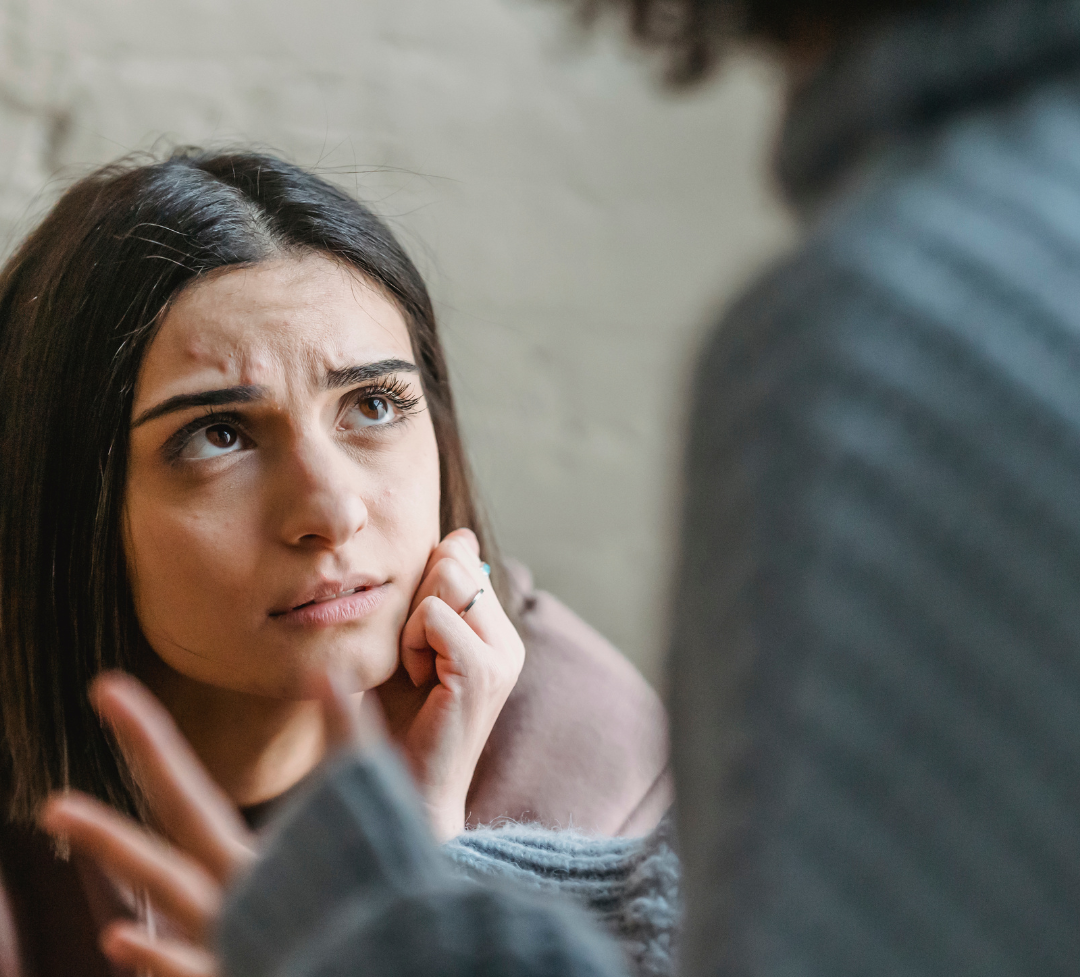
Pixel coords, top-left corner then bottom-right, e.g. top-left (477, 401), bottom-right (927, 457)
top-left (124, 254), bottom-right (442, 698)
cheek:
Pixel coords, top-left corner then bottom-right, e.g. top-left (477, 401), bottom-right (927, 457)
top-left (124, 488), bottom-right (261, 637)
top-left (369, 422), bottom-right (442, 574)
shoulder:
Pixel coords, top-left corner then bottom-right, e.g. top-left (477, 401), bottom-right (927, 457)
top-left (707, 82), bottom-right (1080, 405)
top-left (468, 562), bottom-right (671, 836)
top-left (703, 79), bottom-right (1080, 404)
top-left (690, 95), bottom-right (1080, 488)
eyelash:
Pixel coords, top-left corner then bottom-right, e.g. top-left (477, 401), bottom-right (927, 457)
top-left (162, 378), bottom-right (424, 463)
top-left (344, 376), bottom-right (424, 420)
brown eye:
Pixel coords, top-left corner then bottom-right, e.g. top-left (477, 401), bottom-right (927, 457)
top-left (359, 396), bottom-right (391, 421)
top-left (206, 425), bottom-right (238, 448)
top-left (177, 422), bottom-right (247, 461)
top-left (343, 395), bottom-right (399, 429)
top-left (342, 390), bottom-right (404, 433)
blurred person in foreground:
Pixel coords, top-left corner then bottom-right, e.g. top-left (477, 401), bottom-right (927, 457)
top-left (573, 0), bottom-right (1080, 972)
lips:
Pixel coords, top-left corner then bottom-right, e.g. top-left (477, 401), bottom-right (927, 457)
top-left (291, 585), bottom-right (371, 611)
top-left (270, 579), bottom-right (390, 629)
top-left (273, 583), bottom-right (389, 628)
top-left (270, 576), bottom-right (385, 617)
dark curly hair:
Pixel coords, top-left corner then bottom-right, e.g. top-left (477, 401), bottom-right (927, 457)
top-left (564, 0), bottom-right (953, 83)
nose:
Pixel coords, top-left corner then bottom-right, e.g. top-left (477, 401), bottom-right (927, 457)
top-left (275, 436), bottom-right (368, 550)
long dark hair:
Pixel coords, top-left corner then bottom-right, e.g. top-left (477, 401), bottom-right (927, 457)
top-left (0, 149), bottom-right (501, 823)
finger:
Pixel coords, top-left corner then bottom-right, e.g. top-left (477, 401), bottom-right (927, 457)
top-left (91, 672), bottom-right (255, 881)
top-left (409, 556), bottom-right (504, 641)
top-left (399, 636), bottom-right (437, 689)
top-left (427, 527), bottom-right (481, 568)
top-left (416, 596), bottom-right (523, 690)
top-left (413, 533), bottom-right (487, 612)
top-left (356, 691), bottom-right (389, 749)
top-left (400, 571), bottom-right (520, 689)
top-left (304, 670), bottom-right (388, 755)
top-left (400, 596), bottom-right (492, 692)
top-left (101, 921), bottom-right (218, 977)
top-left (400, 559), bottom-right (478, 687)
top-left (305, 669), bottom-right (361, 751)
top-left (453, 526), bottom-right (481, 556)
top-left (40, 792), bottom-right (220, 938)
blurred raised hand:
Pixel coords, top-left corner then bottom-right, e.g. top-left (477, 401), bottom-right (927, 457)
top-left (38, 671), bottom-right (369, 977)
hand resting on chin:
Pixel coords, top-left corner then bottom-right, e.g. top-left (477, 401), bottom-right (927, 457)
top-left (378, 527), bottom-right (526, 841)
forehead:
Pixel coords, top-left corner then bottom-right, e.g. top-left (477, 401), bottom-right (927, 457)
top-left (137, 254), bottom-right (414, 401)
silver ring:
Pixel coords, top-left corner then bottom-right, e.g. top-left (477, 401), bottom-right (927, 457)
top-left (460, 587), bottom-right (485, 617)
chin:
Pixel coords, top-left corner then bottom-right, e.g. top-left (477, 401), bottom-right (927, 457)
top-left (282, 634), bottom-right (401, 696)
top-left (148, 620), bottom-right (403, 700)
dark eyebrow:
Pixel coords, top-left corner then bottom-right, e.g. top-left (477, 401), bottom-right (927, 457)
top-left (323, 359), bottom-right (418, 389)
top-left (131, 360), bottom-right (418, 428)
top-left (132, 385), bottom-right (266, 428)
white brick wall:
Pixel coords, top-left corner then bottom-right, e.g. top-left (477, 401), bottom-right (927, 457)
top-left (0, 0), bottom-right (794, 684)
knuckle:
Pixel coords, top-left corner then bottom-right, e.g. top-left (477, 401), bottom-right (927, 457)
top-left (447, 526), bottom-right (479, 550)
top-left (428, 539), bottom-right (454, 564)
top-left (432, 556), bottom-right (457, 576)
top-left (432, 557), bottom-right (469, 587)
top-left (419, 593), bottom-right (444, 614)
top-left (444, 541), bottom-right (472, 568)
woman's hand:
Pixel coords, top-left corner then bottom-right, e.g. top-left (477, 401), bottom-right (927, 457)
top-left (38, 671), bottom-right (367, 977)
top-left (387, 528), bottom-right (525, 842)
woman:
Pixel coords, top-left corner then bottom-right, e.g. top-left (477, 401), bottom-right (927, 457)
top-left (0, 150), bottom-right (671, 977)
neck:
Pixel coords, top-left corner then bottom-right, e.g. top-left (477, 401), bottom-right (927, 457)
top-left (143, 660), bottom-right (327, 808)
